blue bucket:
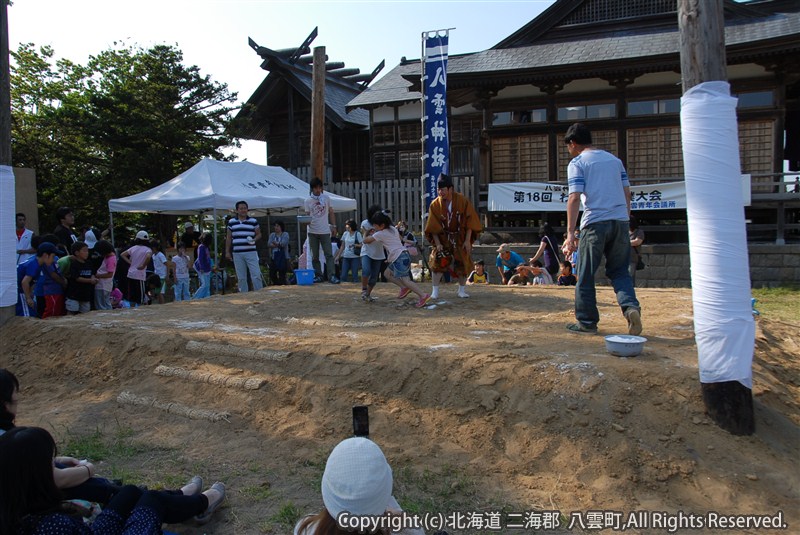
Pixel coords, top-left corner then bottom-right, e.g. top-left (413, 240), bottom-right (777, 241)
top-left (294, 269), bottom-right (315, 286)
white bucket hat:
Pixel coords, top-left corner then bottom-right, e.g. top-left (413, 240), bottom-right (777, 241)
top-left (321, 437), bottom-right (393, 519)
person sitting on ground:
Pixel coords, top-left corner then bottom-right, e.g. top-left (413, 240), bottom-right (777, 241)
top-left (557, 260), bottom-right (577, 286)
top-left (509, 259), bottom-right (553, 286)
top-left (363, 211), bottom-right (431, 308)
top-left (0, 426), bottom-right (226, 534)
top-left (467, 259), bottom-right (490, 285)
top-left (294, 437), bottom-right (424, 535)
top-left (144, 274), bottom-right (162, 306)
top-left (64, 241), bottom-right (98, 315)
top-left (495, 244), bottom-right (525, 286)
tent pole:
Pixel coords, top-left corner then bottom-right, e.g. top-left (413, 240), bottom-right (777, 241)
top-left (213, 207), bottom-right (219, 295)
top-left (109, 212), bottom-right (115, 249)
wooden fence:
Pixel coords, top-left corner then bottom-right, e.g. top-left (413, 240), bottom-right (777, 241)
top-left (328, 176), bottom-right (476, 231)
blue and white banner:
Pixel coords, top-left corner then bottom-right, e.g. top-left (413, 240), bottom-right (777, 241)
top-left (488, 176), bottom-right (751, 212)
top-left (422, 32), bottom-right (449, 210)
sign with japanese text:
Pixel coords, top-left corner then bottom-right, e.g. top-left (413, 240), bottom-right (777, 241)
top-left (488, 176), bottom-right (751, 212)
top-left (421, 32), bottom-right (449, 210)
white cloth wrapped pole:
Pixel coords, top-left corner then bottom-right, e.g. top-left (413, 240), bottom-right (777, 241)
top-left (680, 81), bottom-right (754, 388)
top-left (0, 165), bottom-right (17, 307)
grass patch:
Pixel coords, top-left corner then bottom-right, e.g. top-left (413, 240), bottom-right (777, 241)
top-left (394, 464), bottom-right (482, 514)
top-left (752, 285), bottom-right (800, 323)
top-left (60, 423), bottom-right (145, 461)
top-left (269, 501), bottom-right (302, 530)
top-left (240, 481), bottom-right (275, 502)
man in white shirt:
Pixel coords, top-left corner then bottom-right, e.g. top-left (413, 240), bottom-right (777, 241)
top-left (303, 177), bottom-right (340, 284)
top-left (561, 123), bottom-right (642, 336)
top-left (15, 213), bottom-right (35, 265)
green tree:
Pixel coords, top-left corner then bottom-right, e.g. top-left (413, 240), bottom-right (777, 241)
top-left (11, 43), bottom-right (240, 239)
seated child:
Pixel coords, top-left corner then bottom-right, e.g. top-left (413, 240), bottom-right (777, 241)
top-left (511, 259), bottom-right (553, 285)
top-left (557, 260), bottom-right (577, 286)
top-left (110, 288), bottom-right (126, 309)
top-left (467, 259), bottom-right (490, 285)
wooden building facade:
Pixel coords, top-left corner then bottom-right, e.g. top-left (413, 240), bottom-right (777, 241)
top-left (345, 0), bottom-right (800, 243)
top-left (236, 2), bottom-right (800, 243)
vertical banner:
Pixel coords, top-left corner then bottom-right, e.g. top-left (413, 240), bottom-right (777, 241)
top-left (421, 31), bottom-right (449, 210)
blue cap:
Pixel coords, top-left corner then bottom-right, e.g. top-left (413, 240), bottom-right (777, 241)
top-left (37, 242), bottom-right (59, 255)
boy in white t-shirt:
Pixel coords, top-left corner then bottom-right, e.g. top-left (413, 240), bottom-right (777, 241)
top-left (150, 240), bottom-right (168, 304)
top-left (171, 243), bottom-right (192, 301)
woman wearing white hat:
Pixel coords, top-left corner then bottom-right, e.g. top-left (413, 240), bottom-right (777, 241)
top-left (294, 438), bottom-right (424, 535)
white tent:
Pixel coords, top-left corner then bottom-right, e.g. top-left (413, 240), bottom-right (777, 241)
top-left (108, 159), bottom-right (357, 269)
top-left (108, 159), bottom-right (356, 215)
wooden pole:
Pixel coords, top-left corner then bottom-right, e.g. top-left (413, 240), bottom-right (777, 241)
top-left (310, 46), bottom-right (326, 182)
top-left (1, 0), bottom-right (11, 166)
top-left (678, 0), bottom-right (755, 436)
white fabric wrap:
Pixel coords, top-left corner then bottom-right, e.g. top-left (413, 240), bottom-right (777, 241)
top-left (0, 166), bottom-right (17, 307)
top-left (680, 81), bottom-right (754, 388)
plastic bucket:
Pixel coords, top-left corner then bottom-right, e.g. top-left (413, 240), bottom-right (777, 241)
top-left (294, 269), bottom-right (315, 286)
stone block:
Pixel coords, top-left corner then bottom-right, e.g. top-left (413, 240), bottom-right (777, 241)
top-left (783, 254), bottom-right (800, 267)
top-left (646, 254), bottom-right (664, 267)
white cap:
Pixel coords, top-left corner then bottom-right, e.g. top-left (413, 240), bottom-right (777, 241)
top-left (136, 230), bottom-right (149, 240)
top-left (321, 437), bottom-right (393, 518)
top-left (184, 221), bottom-right (194, 229)
top-left (83, 229), bottom-right (97, 249)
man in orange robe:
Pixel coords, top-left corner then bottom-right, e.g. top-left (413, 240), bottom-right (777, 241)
top-left (424, 174), bottom-right (483, 299)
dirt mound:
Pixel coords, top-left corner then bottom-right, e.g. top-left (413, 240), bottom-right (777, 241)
top-left (3, 285), bottom-right (798, 533)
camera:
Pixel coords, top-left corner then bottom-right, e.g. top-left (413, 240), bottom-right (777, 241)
top-left (352, 405), bottom-right (369, 437)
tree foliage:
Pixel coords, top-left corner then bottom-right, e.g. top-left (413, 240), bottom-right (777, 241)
top-left (11, 43), bottom-right (240, 237)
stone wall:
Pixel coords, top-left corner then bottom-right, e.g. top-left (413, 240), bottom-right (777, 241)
top-left (469, 244), bottom-right (799, 288)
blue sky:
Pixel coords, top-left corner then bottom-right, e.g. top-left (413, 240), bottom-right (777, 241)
top-left (8, 0), bottom-right (555, 163)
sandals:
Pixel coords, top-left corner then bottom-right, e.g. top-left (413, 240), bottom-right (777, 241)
top-left (195, 482), bottom-right (225, 524)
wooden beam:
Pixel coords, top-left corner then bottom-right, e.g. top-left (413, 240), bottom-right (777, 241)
top-left (679, 0), bottom-right (754, 436)
top-left (310, 46), bottom-right (326, 181)
top-left (678, 0), bottom-right (727, 92)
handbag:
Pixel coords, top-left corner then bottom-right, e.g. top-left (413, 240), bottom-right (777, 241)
top-left (636, 257), bottom-right (646, 271)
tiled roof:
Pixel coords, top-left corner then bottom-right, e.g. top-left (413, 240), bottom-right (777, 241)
top-left (348, 10), bottom-right (800, 109)
top-left (289, 67), bottom-right (369, 127)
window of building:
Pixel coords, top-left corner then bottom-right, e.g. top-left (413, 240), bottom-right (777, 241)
top-left (736, 91), bottom-right (773, 109)
top-left (372, 125), bottom-right (395, 146)
top-left (450, 146), bottom-right (474, 175)
top-left (557, 103), bottom-right (616, 121)
top-left (398, 151), bottom-right (421, 180)
top-left (491, 134), bottom-right (549, 182)
top-left (626, 126), bottom-right (683, 180)
top-left (492, 109), bottom-right (548, 126)
top-left (398, 122), bottom-right (421, 145)
top-left (627, 98), bottom-right (679, 116)
top-left (373, 152), bottom-right (396, 180)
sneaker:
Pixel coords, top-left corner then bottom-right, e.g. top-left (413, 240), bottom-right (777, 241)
top-left (194, 482), bottom-right (225, 524)
top-left (313, 275), bottom-right (324, 283)
top-left (329, 276), bottom-right (340, 284)
top-left (361, 290), bottom-right (368, 301)
top-left (415, 294), bottom-right (432, 308)
top-left (625, 308), bottom-right (642, 336)
top-left (566, 322), bottom-right (598, 334)
top-left (181, 475), bottom-right (203, 496)
top-left (396, 287), bottom-right (412, 299)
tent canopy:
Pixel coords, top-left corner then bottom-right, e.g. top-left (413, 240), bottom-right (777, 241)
top-left (108, 159), bottom-right (356, 215)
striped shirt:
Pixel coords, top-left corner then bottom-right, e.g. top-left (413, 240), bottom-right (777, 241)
top-left (228, 217), bottom-right (259, 253)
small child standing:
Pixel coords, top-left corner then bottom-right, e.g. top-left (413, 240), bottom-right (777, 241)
top-left (467, 259), bottom-right (490, 285)
top-left (150, 240), bottom-right (168, 304)
top-left (172, 243), bottom-right (192, 301)
top-left (363, 212), bottom-right (431, 308)
top-left (65, 241), bottom-right (97, 314)
top-left (557, 260), bottom-right (577, 286)
top-left (94, 240), bottom-right (117, 310)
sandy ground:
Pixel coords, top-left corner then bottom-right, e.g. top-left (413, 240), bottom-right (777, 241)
top-left (2, 282), bottom-right (798, 534)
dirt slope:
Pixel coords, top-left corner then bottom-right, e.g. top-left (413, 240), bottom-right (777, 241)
top-left (2, 284), bottom-right (798, 534)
